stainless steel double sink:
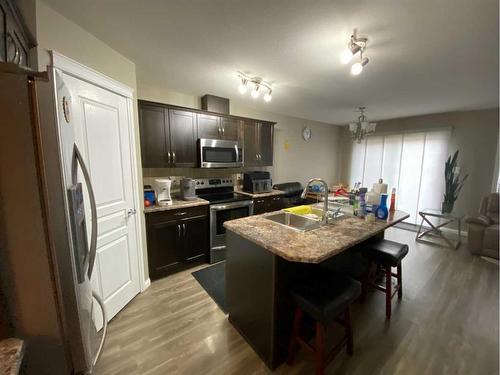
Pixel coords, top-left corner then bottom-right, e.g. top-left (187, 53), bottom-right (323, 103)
top-left (264, 206), bottom-right (345, 232)
top-left (265, 211), bottom-right (321, 232)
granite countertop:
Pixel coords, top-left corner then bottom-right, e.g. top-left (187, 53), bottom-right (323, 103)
top-left (236, 190), bottom-right (285, 198)
top-left (144, 197), bottom-right (209, 213)
top-left (224, 208), bottom-right (409, 263)
top-left (0, 338), bottom-right (24, 375)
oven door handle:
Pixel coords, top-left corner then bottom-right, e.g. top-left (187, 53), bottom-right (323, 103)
top-left (210, 201), bottom-right (254, 211)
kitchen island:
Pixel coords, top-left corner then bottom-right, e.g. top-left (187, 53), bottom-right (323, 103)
top-left (224, 208), bottom-right (409, 369)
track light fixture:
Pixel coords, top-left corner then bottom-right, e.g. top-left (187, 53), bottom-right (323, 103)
top-left (238, 77), bottom-right (248, 94)
top-left (237, 72), bottom-right (273, 103)
top-left (341, 31), bottom-right (370, 75)
top-left (251, 83), bottom-right (260, 98)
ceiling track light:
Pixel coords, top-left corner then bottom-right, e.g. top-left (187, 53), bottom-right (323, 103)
top-left (237, 72), bottom-right (273, 103)
top-left (341, 30), bottom-right (370, 75)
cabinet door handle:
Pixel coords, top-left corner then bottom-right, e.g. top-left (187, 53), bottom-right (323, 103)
top-left (172, 151), bottom-right (176, 164)
top-left (222, 125), bottom-right (225, 136)
top-left (183, 223), bottom-right (186, 237)
top-left (174, 211), bottom-right (187, 216)
top-left (177, 224), bottom-right (181, 238)
top-left (167, 151), bottom-right (171, 163)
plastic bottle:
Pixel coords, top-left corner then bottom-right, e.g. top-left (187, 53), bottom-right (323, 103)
top-left (376, 194), bottom-right (389, 220)
top-left (389, 188), bottom-right (396, 212)
top-left (359, 192), bottom-right (366, 218)
top-left (353, 196), bottom-right (359, 216)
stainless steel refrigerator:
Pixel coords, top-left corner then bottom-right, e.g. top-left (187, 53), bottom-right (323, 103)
top-left (0, 62), bottom-right (106, 374)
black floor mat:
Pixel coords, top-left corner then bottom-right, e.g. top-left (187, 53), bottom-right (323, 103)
top-left (192, 261), bottom-right (226, 313)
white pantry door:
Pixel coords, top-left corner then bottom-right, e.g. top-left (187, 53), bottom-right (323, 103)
top-left (62, 72), bottom-right (140, 327)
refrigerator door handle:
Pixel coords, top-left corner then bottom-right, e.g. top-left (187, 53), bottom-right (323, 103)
top-left (72, 144), bottom-right (98, 279)
top-left (92, 290), bottom-right (108, 368)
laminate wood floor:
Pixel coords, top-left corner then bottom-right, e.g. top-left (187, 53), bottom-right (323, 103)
top-left (94, 228), bottom-right (499, 375)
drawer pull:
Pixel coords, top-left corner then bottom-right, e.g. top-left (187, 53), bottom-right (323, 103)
top-left (174, 211), bottom-right (187, 216)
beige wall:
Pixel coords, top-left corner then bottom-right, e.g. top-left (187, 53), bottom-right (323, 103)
top-left (138, 85), bottom-right (343, 186)
top-left (35, 1), bottom-right (149, 280)
top-left (339, 108), bottom-right (499, 219)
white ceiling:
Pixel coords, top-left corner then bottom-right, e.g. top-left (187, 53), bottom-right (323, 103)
top-left (42, 0), bottom-right (498, 124)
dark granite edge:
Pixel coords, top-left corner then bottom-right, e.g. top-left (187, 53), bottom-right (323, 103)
top-left (224, 211), bottom-right (410, 263)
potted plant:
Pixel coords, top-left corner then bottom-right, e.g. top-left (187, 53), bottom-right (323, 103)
top-left (442, 150), bottom-right (468, 214)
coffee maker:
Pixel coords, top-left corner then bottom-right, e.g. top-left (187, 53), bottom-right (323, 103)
top-left (154, 178), bottom-right (172, 206)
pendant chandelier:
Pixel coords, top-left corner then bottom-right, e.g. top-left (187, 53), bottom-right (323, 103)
top-left (348, 107), bottom-right (376, 143)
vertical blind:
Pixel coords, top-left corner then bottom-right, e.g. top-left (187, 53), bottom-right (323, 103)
top-left (349, 130), bottom-right (451, 224)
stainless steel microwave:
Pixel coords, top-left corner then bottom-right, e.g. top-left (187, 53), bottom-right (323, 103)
top-left (198, 138), bottom-right (243, 168)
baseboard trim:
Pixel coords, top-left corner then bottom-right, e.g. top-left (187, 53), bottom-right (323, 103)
top-left (142, 278), bottom-right (151, 292)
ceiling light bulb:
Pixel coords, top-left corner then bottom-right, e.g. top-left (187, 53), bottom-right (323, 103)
top-left (251, 85), bottom-right (260, 98)
top-left (350, 57), bottom-right (369, 75)
top-left (263, 90), bottom-right (272, 102)
top-left (238, 78), bottom-right (248, 94)
top-left (351, 62), bottom-right (363, 75)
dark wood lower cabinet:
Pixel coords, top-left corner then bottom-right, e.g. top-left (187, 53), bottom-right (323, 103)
top-left (253, 195), bottom-right (285, 215)
top-left (146, 206), bottom-right (209, 280)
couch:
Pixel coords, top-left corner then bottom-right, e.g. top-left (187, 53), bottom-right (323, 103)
top-left (465, 193), bottom-right (499, 259)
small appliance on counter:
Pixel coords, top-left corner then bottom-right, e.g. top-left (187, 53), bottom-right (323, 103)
top-left (144, 185), bottom-right (156, 206)
top-left (243, 171), bottom-right (272, 193)
top-left (180, 178), bottom-right (197, 200)
top-left (153, 178), bottom-right (172, 206)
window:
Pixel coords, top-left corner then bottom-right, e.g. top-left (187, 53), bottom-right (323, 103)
top-left (349, 129), bottom-right (451, 224)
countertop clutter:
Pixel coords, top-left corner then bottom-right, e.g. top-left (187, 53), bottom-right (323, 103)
top-left (224, 209), bottom-right (409, 263)
top-left (144, 198), bottom-right (209, 213)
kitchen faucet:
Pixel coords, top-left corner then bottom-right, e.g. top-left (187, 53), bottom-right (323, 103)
top-left (301, 178), bottom-right (329, 225)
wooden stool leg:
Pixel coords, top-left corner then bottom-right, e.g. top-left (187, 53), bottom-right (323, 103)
top-left (286, 307), bottom-right (303, 366)
top-left (397, 263), bottom-right (403, 300)
top-left (345, 305), bottom-right (354, 355)
top-left (385, 266), bottom-right (392, 320)
top-left (315, 321), bottom-right (326, 375)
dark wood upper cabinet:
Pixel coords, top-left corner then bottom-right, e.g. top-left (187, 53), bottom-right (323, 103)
top-left (259, 122), bottom-right (274, 166)
top-left (139, 104), bottom-right (170, 167)
top-left (197, 113), bottom-right (220, 139)
top-left (169, 109), bottom-right (197, 167)
top-left (243, 120), bottom-right (258, 167)
top-left (138, 100), bottom-right (274, 168)
top-left (0, 0), bottom-right (36, 67)
top-left (220, 117), bottom-right (239, 141)
top-left (243, 120), bottom-right (274, 167)
top-left (197, 114), bottom-right (239, 142)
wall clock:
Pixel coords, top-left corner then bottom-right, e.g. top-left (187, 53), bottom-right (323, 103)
top-left (302, 127), bottom-right (312, 141)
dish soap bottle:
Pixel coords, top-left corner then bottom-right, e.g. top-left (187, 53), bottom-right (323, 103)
top-left (376, 194), bottom-right (389, 220)
top-left (389, 188), bottom-right (396, 213)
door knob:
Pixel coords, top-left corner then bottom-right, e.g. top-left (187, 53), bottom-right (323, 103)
top-left (127, 208), bottom-right (137, 216)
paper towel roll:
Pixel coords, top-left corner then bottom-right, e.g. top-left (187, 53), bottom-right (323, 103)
top-left (372, 183), bottom-right (388, 194)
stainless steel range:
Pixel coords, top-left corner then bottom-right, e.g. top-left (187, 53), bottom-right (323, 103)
top-left (195, 177), bottom-right (253, 263)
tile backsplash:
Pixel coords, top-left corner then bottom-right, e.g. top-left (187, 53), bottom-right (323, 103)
top-left (143, 166), bottom-right (272, 194)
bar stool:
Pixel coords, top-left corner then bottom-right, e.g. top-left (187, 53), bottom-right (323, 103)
top-left (362, 238), bottom-right (408, 320)
top-left (286, 272), bottom-right (361, 375)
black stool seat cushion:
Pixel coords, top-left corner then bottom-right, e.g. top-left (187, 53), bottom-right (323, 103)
top-left (290, 271), bottom-right (361, 325)
top-left (365, 239), bottom-right (409, 266)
